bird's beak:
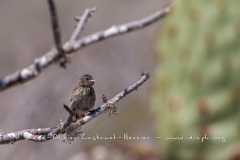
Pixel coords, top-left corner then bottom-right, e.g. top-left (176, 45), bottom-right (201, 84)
top-left (90, 79), bottom-right (95, 84)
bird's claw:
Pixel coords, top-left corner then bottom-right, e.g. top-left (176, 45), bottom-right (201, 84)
top-left (89, 109), bottom-right (96, 114)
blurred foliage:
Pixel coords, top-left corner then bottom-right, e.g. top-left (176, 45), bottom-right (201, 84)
top-left (152, 0), bottom-right (240, 159)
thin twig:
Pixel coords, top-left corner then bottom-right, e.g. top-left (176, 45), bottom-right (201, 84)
top-left (48, 0), bottom-right (70, 68)
top-left (70, 7), bottom-right (96, 41)
top-left (48, 0), bottom-right (62, 53)
top-left (0, 73), bottom-right (150, 144)
top-left (0, 5), bottom-right (172, 91)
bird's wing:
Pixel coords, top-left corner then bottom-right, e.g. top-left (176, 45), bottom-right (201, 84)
top-left (70, 86), bottom-right (79, 103)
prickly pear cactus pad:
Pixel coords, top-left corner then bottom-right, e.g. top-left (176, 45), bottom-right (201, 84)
top-left (152, 0), bottom-right (240, 159)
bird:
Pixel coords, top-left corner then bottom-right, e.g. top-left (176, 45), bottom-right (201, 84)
top-left (70, 74), bottom-right (96, 119)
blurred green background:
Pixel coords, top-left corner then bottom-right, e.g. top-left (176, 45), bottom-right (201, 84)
top-left (153, 0), bottom-right (240, 159)
top-left (1, 0), bottom-right (240, 160)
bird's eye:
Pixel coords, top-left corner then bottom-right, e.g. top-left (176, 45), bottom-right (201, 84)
top-left (86, 78), bottom-right (90, 80)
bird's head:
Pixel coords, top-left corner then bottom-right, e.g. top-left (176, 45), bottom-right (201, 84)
top-left (79, 74), bottom-right (95, 87)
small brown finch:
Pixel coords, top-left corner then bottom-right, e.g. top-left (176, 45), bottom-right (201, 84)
top-left (70, 74), bottom-right (96, 118)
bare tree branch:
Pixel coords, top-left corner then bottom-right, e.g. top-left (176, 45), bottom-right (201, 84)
top-left (0, 5), bottom-right (172, 91)
top-left (48, 0), bottom-right (62, 53)
top-left (0, 73), bottom-right (150, 144)
top-left (66, 5), bottom-right (172, 51)
top-left (70, 7), bottom-right (96, 41)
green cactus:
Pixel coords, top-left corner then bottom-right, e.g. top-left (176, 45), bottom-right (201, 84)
top-left (152, 0), bottom-right (240, 159)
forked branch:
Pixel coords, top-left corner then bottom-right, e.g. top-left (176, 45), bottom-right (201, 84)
top-left (0, 4), bottom-right (172, 91)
